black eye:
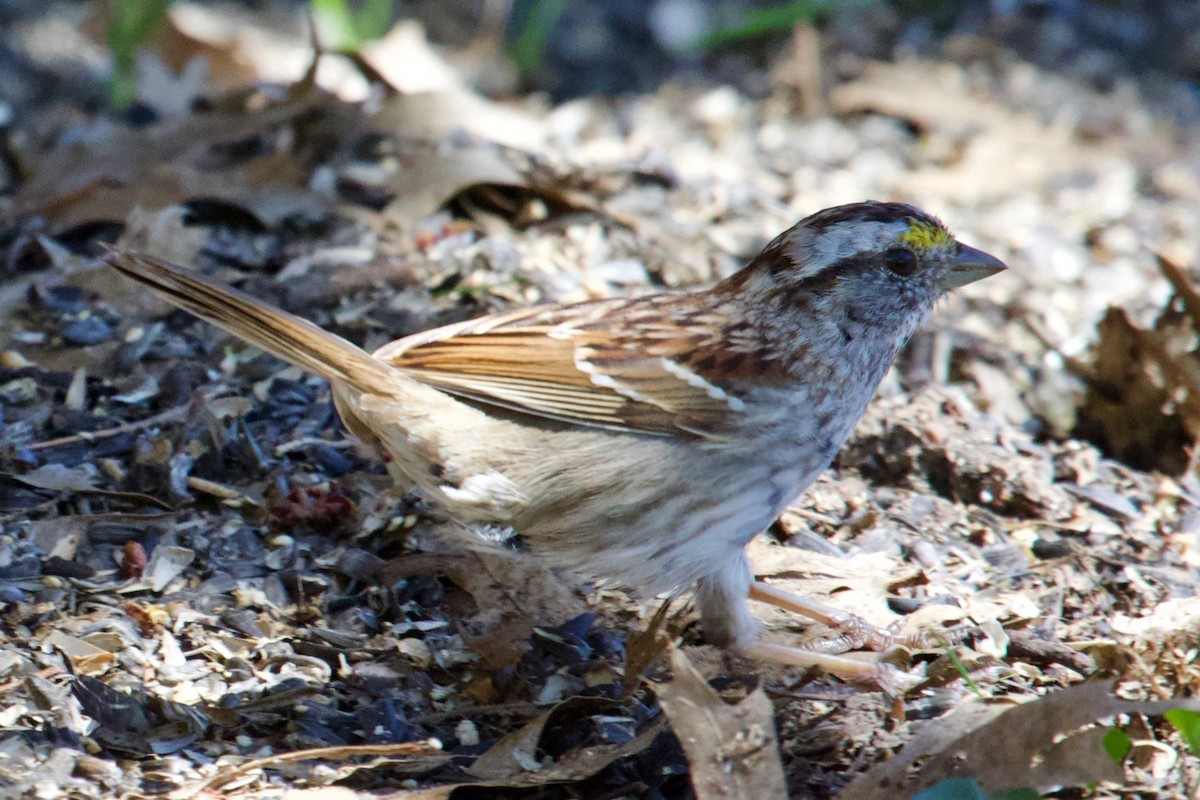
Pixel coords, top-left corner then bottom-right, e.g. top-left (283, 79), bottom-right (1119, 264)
top-left (882, 247), bottom-right (919, 277)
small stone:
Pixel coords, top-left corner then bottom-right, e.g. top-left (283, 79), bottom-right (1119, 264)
top-left (0, 377), bottom-right (38, 405)
top-left (0, 350), bottom-right (32, 368)
top-left (455, 719), bottom-right (480, 747)
top-left (61, 316), bottom-right (113, 346)
top-left (1031, 537), bottom-right (1074, 560)
top-left (397, 637), bottom-right (433, 667)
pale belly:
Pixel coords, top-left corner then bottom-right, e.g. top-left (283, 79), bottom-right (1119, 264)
top-left (507, 432), bottom-right (838, 596)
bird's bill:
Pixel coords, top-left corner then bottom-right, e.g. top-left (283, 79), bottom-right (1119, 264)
top-left (940, 243), bottom-right (1007, 289)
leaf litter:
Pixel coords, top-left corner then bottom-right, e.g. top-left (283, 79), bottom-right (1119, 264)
top-left (2, 6), bottom-right (1200, 799)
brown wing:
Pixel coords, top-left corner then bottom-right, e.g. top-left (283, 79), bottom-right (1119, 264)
top-left (373, 295), bottom-right (753, 440)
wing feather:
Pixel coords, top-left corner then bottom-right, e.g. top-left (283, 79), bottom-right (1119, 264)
top-left (374, 296), bottom-right (746, 440)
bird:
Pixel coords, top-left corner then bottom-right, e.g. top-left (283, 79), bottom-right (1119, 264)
top-left (107, 201), bottom-right (1005, 684)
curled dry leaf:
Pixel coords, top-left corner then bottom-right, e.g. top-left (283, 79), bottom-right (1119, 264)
top-left (12, 463), bottom-right (97, 491)
top-left (464, 695), bottom-right (660, 782)
top-left (379, 137), bottom-right (524, 223)
top-left (653, 647), bottom-right (787, 800)
top-left (42, 630), bottom-right (117, 676)
top-left (1072, 255), bottom-right (1200, 474)
top-left (368, 89), bottom-right (546, 151)
top-left (138, 544), bottom-right (195, 593)
top-left (11, 81), bottom-right (333, 232)
top-left (621, 599), bottom-right (674, 697)
top-left (841, 679), bottom-right (1200, 799)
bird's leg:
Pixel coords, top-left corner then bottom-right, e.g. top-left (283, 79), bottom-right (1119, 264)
top-left (743, 581), bottom-right (922, 692)
top-left (741, 638), bottom-right (917, 694)
top-left (696, 559), bottom-right (916, 690)
top-left (748, 580), bottom-right (905, 653)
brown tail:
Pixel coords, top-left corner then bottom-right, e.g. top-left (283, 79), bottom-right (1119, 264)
top-left (106, 250), bottom-right (399, 395)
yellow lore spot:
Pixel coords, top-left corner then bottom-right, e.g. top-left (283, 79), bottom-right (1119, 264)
top-left (899, 218), bottom-right (954, 251)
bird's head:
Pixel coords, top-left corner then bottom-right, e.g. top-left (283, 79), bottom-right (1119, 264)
top-left (722, 201), bottom-right (1006, 341)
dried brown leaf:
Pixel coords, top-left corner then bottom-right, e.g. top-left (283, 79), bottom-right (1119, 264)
top-left (368, 89), bottom-right (546, 151)
top-left (622, 599), bottom-right (673, 696)
top-left (1075, 307), bottom-right (1196, 473)
top-left (137, 544), bottom-right (195, 593)
top-left (355, 21), bottom-right (464, 94)
top-left (82, 2), bottom-right (263, 97)
top-left (381, 138), bottom-right (525, 222)
top-left (1156, 253), bottom-right (1200, 331)
top-left (42, 631), bottom-right (117, 676)
top-left (465, 695), bottom-right (617, 780)
top-left (11, 84), bottom-right (332, 231)
top-left (13, 463), bottom-right (97, 491)
top-left (369, 717), bottom-right (665, 799)
top-left (841, 679), bottom-right (1200, 799)
top-left (654, 647), bottom-right (787, 800)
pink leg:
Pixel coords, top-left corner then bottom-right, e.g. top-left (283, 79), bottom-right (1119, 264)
top-left (748, 580), bottom-right (905, 653)
top-left (742, 639), bottom-right (918, 693)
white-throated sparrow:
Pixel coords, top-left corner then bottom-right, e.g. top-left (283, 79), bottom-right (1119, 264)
top-left (107, 201), bottom-right (1005, 683)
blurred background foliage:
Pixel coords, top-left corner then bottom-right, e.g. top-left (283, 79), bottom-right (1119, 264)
top-left (51, 0), bottom-right (1200, 112)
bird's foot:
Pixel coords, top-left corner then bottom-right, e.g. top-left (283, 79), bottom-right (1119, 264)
top-left (749, 580), bottom-right (909, 654)
top-left (743, 639), bottom-right (920, 695)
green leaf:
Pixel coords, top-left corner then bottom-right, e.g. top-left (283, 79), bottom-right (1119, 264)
top-left (1165, 708), bottom-right (1200, 756)
top-left (914, 779), bottom-right (1043, 800)
top-left (913, 778), bottom-right (991, 800)
top-left (312, 0), bottom-right (359, 50)
top-left (942, 644), bottom-right (982, 697)
top-left (349, 0), bottom-right (393, 41)
top-left (1102, 726), bottom-right (1132, 763)
top-left (506, 0), bottom-right (569, 76)
top-left (312, 0), bottom-right (393, 51)
top-left (692, 0), bottom-right (875, 51)
top-left (105, 0), bottom-right (172, 109)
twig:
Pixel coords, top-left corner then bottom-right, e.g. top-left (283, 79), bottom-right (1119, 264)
top-left (170, 740), bottom-right (447, 799)
top-left (1156, 253), bottom-right (1200, 331)
top-left (0, 666), bottom-right (61, 696)
top-left (28, 403), bottom-right (191, 451)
